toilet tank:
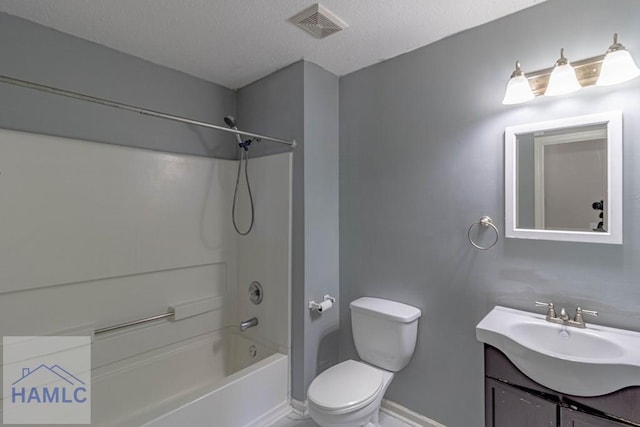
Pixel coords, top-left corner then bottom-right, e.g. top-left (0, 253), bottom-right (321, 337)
top-left (350, 297), bottom-right (421, 372)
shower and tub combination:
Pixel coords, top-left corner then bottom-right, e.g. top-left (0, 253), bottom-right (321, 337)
top-left (0, 75), bottom-right (295, 426)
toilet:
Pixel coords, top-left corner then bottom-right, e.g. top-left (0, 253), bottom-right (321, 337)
top-left (307, 297), bottom-right (421, 427)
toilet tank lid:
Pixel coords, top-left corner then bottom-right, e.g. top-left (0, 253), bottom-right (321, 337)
top-left (350, 297), bottom-right (421, 323)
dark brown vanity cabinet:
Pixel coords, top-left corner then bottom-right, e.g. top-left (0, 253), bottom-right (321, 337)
top-left (560, 408), bottom-right (629, 427)
top-left (486, 378), bottom-right (557, 426)
top-left (484, 345), bottom-right (640, 427)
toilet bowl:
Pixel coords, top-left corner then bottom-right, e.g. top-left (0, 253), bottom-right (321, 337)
top-left (307, 297), bottom-right (421, 427)
top-left (308, 360), bottom-right (394, 427)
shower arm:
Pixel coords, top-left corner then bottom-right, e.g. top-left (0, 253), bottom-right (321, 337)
top-left (0, 74), bottom-right (297, 148)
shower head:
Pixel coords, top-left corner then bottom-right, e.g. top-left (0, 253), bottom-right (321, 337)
top-left (224, 115), bottom-right (244, 146)
top-left (224, 115), bottom-right (237, 129)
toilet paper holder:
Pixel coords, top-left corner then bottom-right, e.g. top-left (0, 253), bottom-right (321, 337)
top-left (308, 295), bottom-right (336, 313)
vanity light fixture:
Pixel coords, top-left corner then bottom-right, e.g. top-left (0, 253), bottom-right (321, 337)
top-left (502, 33), bottom-right (640, 105)
top-left (544, 48), bottom-right (582, 96)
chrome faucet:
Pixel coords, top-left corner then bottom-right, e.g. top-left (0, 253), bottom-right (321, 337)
top-left (535, 302), bottom-right (598, 329)
top-left (240, 317), bottom-right (258, 331)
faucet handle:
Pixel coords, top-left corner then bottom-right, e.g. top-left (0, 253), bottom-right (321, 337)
top-left (574, 306), bottom-right (598, 322)
top-left (578, 307), bottom-right (598, 317)
top-left (535, 301), bottom-right (557, 319)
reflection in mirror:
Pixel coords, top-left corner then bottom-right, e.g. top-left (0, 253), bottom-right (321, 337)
top-left (516, 124), bottom-right (607, 232)
top-left (505, 111), bottom-right (622, 244)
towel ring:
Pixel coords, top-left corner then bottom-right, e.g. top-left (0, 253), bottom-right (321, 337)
top-left (468, 216), bottom-right (499, 250)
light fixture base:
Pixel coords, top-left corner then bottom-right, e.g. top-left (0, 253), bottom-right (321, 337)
top-left (526, 54), bottom-right (605, 96)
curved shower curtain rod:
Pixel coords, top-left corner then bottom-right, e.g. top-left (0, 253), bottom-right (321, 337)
top-left (0, 74), bottom-right (297, 148)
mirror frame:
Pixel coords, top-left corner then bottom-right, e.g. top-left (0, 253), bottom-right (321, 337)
top-left (505, 111), bottom-right (623, 244)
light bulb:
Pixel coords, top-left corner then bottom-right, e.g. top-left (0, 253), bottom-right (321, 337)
top-left (597, 33), bottom-right (640, 86)
top-left (502, 61), bottom-right (534, 105)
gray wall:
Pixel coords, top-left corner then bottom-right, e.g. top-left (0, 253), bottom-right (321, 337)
top-left (237, 61), bottom-right (339, 402)
top-left (236, 63), bottom-right (303, 160)
top-left (339, 0), bottom-right (640, 425)
top-left (0, 13), bottom-right (237, 159)
top-left (302, 62), bottom-right (340, 395)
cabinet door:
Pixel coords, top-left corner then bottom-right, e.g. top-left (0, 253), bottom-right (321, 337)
top-left (560, 407), bottom-right (629, 427)
top-left (486, 378), bottom-right (557, 426)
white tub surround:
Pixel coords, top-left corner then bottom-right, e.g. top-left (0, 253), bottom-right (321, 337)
top-left (0, 129), bottom-right (292, 426)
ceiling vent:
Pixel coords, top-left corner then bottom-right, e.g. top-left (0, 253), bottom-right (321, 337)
top-left (291, 4), bottom-right (348, 39)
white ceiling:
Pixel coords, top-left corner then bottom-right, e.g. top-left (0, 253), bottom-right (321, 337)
top-left (0, 0), bottom-right (544, 89)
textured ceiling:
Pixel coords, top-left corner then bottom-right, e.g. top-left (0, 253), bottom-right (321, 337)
top-left (0, 0), bottom-right (545, 89)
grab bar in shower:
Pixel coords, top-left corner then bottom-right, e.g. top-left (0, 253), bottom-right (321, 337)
top-left (95, 311), bottom-right (174, 335)
top-left (94, 295), bottom-right (225, 336)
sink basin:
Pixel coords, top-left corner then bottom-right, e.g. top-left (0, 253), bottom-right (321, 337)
top-left (476, 306), bottom-right (640, 396)
top-left (510, 322), bottom-right (625, 360)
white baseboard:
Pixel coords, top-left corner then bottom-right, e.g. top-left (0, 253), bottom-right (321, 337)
top-left (290, 398), bottom-right (310, 418)
top-left (381, 399), bottom-right (446, 427)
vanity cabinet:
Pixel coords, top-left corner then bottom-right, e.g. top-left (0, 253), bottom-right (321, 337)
top-left (486, 378), bottom-right (557, 426)
top-left (484, 345), bottom-right (640, 427)
top-left (560, 408), bottom-right (629, 427)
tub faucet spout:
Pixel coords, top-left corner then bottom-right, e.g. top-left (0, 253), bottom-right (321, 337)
top-left (240, 317), bottom-right (258, 331)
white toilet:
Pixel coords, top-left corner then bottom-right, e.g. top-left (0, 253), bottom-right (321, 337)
top-left (307, 297), bottom-right (421, 427)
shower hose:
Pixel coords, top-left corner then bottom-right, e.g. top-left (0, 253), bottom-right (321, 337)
top-left (232, 147), bottom-right (255, 235)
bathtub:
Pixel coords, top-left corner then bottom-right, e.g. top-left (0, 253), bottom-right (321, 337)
top-left (91, 329), bottom-right (289, 427)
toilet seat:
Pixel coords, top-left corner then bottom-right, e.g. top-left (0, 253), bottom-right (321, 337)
top-left (307, 360), bottom-right (383, 413)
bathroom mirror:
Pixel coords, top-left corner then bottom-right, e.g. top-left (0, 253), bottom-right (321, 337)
top-left (505, 111), bottom-right (622, 244)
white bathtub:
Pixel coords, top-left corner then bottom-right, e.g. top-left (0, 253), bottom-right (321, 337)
top-left (91, 330), bottom-right (289, 427)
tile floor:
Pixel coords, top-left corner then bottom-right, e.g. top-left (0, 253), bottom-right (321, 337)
top-left (270, 411), bottom-right (412, 427)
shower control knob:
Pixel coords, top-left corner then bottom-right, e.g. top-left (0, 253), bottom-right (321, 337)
top-left (249, 281), bottom-right (263, 305)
